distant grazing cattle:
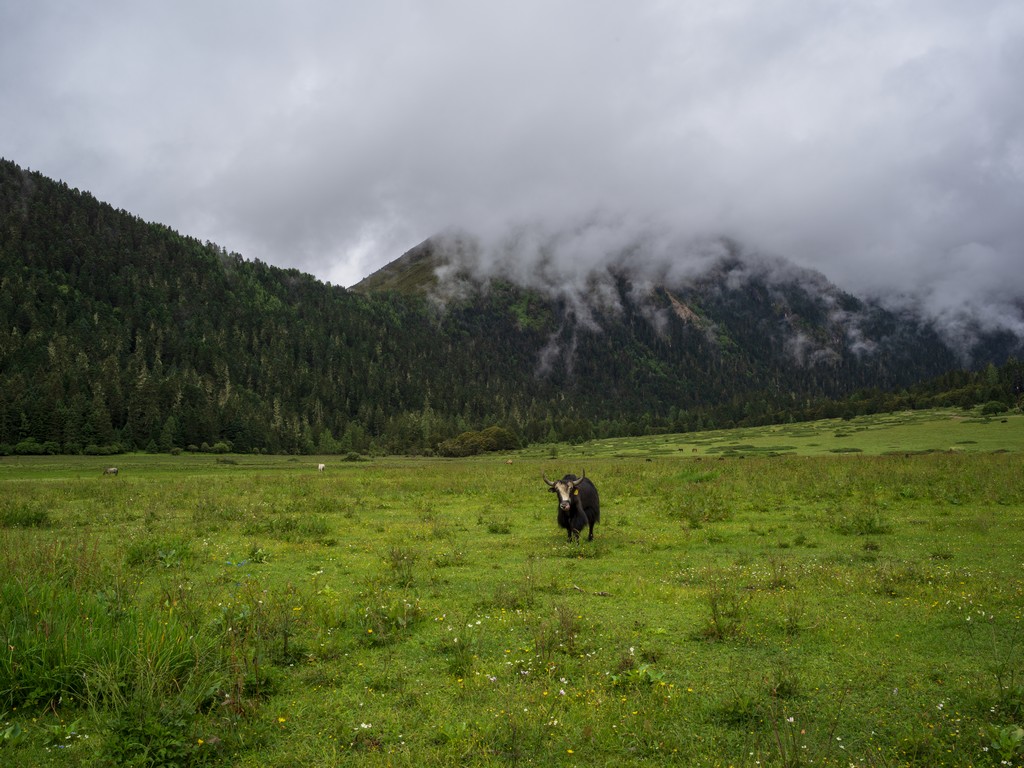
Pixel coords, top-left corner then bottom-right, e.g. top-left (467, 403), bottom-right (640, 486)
top-left (102, 467), bottom-right (118, 476)
top-left (317, 463), bottom-right (325, 472)
top-left (543, 470), bottom-right (600, 542)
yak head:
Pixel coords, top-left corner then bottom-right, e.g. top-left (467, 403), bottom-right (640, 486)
top-left (543, 471), bottom-right (585, 512)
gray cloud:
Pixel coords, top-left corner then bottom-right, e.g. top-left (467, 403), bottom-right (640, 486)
top-left (2, 1), bottom-right (1022, 339)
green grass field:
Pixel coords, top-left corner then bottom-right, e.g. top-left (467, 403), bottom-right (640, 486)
top-left (2, 409), bottom-right (1023, 766)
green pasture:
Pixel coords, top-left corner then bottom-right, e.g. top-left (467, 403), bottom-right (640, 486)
top-left (533, 408), bottom-right (1024, 459)
top-left (2, 409), bottom-right (1023, 766)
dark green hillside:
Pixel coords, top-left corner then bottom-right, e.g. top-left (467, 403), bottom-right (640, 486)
top-left (0, 158), bottom-right (1019, 456)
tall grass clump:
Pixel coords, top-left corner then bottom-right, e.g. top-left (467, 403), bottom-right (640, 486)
top-left (0, 535), bottom-right (117, 708)
top-left (84, 611), bottom-right (226, 766)
top-left (125, 534), bottom-right (196, 569)
top-left (0, 534), bottom-right (235, 764)
top-left (385, 546), bottom-right (417, 587)
top-left (697, 568), bottom-right (748, 641)
top-left (1, 577), bottom-right (119, 708)
top-left (214, 576), bottom-right (322, 670)
top-left (351, 577), bottom-right (424, 646)
top-left (831, 506), bottom-right (891, 536)
top-left (242, 513), bottom-right (330, 541)
top-left (0, 501), bottom-right (51, 528)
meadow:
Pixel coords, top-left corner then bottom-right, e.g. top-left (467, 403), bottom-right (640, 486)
top-left (1, 408), bottom-right (1023, 766)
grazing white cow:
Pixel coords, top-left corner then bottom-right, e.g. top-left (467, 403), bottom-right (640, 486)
top-left (103, 467), bottom-right (118, 476)
top-left (317, 463), bottom-right (325, 472)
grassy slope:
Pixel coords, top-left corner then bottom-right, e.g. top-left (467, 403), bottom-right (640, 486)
top-left (534, 408), bottom-right (1024, 459)
top-left (1, 409), bottom-right (1023, 767)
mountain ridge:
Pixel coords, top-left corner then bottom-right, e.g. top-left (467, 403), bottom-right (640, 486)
top-left (1, 157), bottom-right (1020, 455)
top-left (354, 232), bottom-right (1000, 376)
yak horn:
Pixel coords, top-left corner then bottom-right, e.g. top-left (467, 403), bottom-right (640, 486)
top-left (542, 474), bottom-right (555, 487)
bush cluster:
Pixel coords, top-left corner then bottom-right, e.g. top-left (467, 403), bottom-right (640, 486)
top-left (436, 425), bottom-right (519, 457)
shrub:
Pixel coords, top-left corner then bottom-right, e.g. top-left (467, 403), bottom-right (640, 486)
top-left (436, 426), bottom-right (518, 457)
top-left (83, 443), bottom-right (123, 455)
top-left (14, 438), bottom-right (60, 455)
top-left (981, 400), bottom-right (1010, 415)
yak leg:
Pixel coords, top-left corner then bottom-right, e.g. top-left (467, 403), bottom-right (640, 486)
top-left (570, 511), bottom-right (587, 542)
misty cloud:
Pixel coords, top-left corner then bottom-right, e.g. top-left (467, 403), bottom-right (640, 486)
top-left (2, 1), bottom-right (1022, 345)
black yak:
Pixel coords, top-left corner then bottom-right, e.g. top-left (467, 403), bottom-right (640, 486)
top-left (543, 470), bottom-right (600, 542)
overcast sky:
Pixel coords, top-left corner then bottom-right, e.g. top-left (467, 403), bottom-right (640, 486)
top-left (2, 1), bottom-right (1022, 335)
